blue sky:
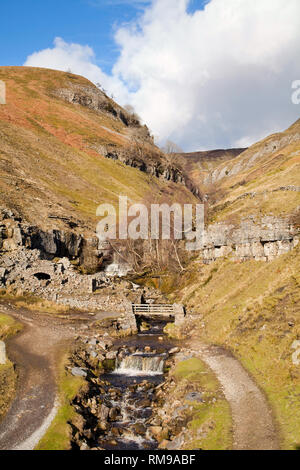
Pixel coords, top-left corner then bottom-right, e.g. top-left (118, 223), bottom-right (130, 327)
top-left (0, 0), bottom-right (207, 74)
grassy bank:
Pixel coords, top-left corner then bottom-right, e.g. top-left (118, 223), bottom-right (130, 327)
top-left (0, 290), bottom-right (77, 316)
top-left (36, 351), bottom-right (86, 450)
top-left (161, 357), bottom-right (232, 450)
top-left (170, 244), bottom-right (300, 449)
top-left (0, 313), bottom-right (22, 421)
top-left (0, 361), bottom-right (16, 420)
top-left (0, 313), bottom-right (22, 339)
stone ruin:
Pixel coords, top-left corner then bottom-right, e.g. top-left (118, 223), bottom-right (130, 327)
top-left (0, 207), bottom-right (132, 311)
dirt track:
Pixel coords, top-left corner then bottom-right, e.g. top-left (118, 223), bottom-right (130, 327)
top-left (190, 341), bottom-right (279, 450)
top-left (0, 303), bottom-right (89, 450)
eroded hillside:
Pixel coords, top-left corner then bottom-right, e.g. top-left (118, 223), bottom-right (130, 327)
top-left (0, 67), bottom-right (196, 234)
top-left (205, 120), bottom-right (300, 223)
top-left (174, 148), bottom-right (246, 193)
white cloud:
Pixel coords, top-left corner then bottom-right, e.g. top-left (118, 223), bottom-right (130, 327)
top-left (24, 0), bottom-right (300, 151)
top-left (24, 37), bottom-right (130, 103)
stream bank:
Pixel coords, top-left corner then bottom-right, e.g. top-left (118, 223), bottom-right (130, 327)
top-left (67, 316), bottom-right (232, 450)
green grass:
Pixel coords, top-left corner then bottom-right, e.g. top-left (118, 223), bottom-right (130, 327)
top-left (171, 243), bottom-right (300, 449)
top-left (186, 400), bottom-right (232, 450)
top-left (36, 352), bottom-right (86, 450)
top-left (0, 361), bottom-right (16, 421)
top-left (0, 313), bottom-right (21, 421)
top-left (0, 291), bottom-right (73, 316)
top-left (0, 66), bottom-right (196, 233)
top-left (0, 313), bottom-right (22, 340)
top-left (171, 358), bottom-right (232, 450)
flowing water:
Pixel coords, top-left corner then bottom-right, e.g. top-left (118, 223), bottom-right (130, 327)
top-left (113, 354), bottom-right (165, 376)
top-left (97, 316), bottom-right (176, 450)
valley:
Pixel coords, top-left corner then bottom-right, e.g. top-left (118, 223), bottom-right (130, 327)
top-left (0, 66), bottom-right (299, 451)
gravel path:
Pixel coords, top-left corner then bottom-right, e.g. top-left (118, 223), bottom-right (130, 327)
top-left (190, 342), bottom-right (279, 450)
top-left (0, 303), bottom-right (90, 450)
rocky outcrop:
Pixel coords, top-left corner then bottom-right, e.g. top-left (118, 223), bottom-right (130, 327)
top-left (207, 130), bottom-right (300, 184)
top-left (0, 206), bottom-right (137, 311)
top-left (0, 207), bottom-right (112, 271)
top-left (200, 216), bottom-right (299, 263)
top-left (55, 84), bottom-right (145, 131)
top-left (103, 148), bottom-right (201, 198)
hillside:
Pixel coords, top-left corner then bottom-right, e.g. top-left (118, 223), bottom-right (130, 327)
top-left (158, 119), bottom-right (300, 449)
top-left (205, 120), bottom-right (300, 223)
top-left (173, 148), bottom-right (246, 193)
top-left (0, 67), bottom-right (300, 451)
top-left (0, 67), bottom-right (196, 234)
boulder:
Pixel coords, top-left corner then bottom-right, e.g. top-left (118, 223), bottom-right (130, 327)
top-left (109, 407), bottom-right (120, 421)
top-left (97, 421), bottom-right (108, 431)
top-left (106, 351), bottom-right (117, 360)
top-left (149, 425), bottom-right (170, 441)
top-left (0, 341), bottom-right (6, 365)
top-left (99, 404), bottom-right (110, 421)
top-left (71, 367), bottom-right (87, 378)
top-left (0, 268), bottom-right (6, 280)
top-left (166, 433), bottom-right (185, 450)
top-left (2, 239), bottom-right (18, 251)
top-left (131, 423), bottom-right (147, 436)
top-left (168, 347), bottom-right (180, 355)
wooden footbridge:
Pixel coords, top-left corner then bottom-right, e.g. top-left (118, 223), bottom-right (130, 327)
top-left (131, 303), bottom-right (185, 325)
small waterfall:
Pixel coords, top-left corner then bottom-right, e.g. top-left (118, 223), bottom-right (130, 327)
top-left (113, 354), bottom-right (165, 376)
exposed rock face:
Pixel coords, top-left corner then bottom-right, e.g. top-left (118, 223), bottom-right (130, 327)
top-left (27, 227), bottom-right (83, 258)
top-left (71, 367), bottom-right (87, 378)
top-left (0, 242), bottom-right (143, 311)
top-left (200, 216), bottom-right (299, 263)
top-left (55, 84), bottom-right (143, 130)
top-left (79, 237), bottom-right (101, 273)
top-left (174, 148), bottom-right (246, 190)
top-left (0, 206), bottom-right (137, 311)
top-left (103, 149), bottom-right (201, 198)
top-left (0, 207), bottom-right (111, 271)
top-left (207, 131), bottom-right (300, 185)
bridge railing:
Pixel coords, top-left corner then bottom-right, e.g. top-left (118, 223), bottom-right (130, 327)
top-left (132, 304), bottom-right (175, 315)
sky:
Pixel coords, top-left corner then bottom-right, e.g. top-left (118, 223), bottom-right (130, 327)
top-left (1, 0), bottom-right (300, 151)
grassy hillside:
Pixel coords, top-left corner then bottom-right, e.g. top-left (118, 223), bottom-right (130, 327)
top-left (162, 237), bottom-right (300, 449)
top-left (0, 67), bottom-right (196, 233)
top-left (206, 120), bottom-right (300, 223)
top-left (159, 119), bottom-right (300, 449)
top-left (173, 148), bottom-right (245, 192)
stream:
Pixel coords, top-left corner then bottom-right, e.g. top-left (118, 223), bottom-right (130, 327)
top-left (72, 316), bottom-right (177, 450)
